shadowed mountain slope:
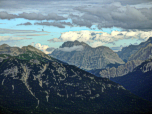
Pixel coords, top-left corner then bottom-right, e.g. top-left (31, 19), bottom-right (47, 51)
top-left (111, 58), bottom-right (152, 102)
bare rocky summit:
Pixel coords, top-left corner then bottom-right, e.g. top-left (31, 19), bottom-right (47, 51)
top-left (51, 40), bottom-right (124, 70)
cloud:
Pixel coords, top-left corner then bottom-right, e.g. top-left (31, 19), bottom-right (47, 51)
top-left (48, 31), bottom-right (102, 43)
top-left (0, 11), bottom-right (67, 20)
top-left (15, 34), bottom-right (49, 36)
top-left (60, 22), bottom-right (73, 27)
top-left (58, 45), bottom-right (84, 52)
top-left (0, 36), bottom-right (32, 41)
top-left (72, 2), bottom-right (152, 29)
top-left (17, 22), bottom-right (32, 26)
top-left (1, 0), bottom-right (152, 30)
top-left (48, 30), bottom-right (152, 44)
top-left (91, 42), bottom-right (105, 48)
top-left (0, 11), bottom-right (17, 20)
top-left (34, 21), bottom-right (73, 28)
top-left (31, 42), bottom-right (54, 54)
top-left (34, 22), bottom-right (65, 28)
top-left (72, 19), bottom-right (92, 28)
top-left (0, 28), bottom-right (48, 34)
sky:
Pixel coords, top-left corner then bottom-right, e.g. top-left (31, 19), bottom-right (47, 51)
top-left (0, 0), bottom-right (152, 54)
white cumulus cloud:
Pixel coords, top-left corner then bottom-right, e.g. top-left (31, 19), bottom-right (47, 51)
top-left (48, 30), bottom-right (152, 45)
top-left (31, 42), bottom-right (55, 54)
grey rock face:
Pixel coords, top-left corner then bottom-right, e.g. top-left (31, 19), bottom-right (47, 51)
top-left (117, 37), bottom-right (152, 61)
top-left (51, 41), bottom-right (124, 70)
top-left (99, 60), bottom-right (143, 78)
top-left (129, 43), bottom-right (152, 61)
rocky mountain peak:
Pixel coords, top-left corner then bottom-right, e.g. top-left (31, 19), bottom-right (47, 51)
top-left (21, 45), bottom-right (42, 53)
top-left (0, 44), bottom-right (10, 48)
top-left (60, 40), bottom-right (91, 49)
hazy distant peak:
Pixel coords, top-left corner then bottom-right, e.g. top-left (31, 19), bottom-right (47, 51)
top-left (0, 44), bottom-right (10, 47)
top-left (95, 46), bottom-right (110, 49)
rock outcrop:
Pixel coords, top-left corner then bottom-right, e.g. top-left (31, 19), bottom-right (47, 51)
top-left (97, 60), bottom-right (143, 78)
top-left (129, 43), bottom-right (152, 61)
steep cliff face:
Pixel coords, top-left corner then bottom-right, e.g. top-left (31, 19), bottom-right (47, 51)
top-left (111, 58), bottom-right (152, 102)
top-left (98, 60), bottom-right (143, 78)
top-left (51, 41), bottom-right (124, 70)
top-left (117, 37), bottom-right (152, 61)
top-left (129, 43), bottom-right (152, 61)
top-left (0, 44), bottom-right (152, 114)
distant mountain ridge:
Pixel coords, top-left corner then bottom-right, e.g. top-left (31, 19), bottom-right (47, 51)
top-left (51, 40), bottom-right (124, 70)
top-left (117, 37), bottom-right (152, 62)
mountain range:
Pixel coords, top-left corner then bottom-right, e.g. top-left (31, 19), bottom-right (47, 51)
top-left (0, 44), bottom-right (152, 114)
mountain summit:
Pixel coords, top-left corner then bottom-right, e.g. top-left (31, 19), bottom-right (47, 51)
top-left (51, 40), bottom-right (124, 70)
top-left (60, 40), bottom-right (91, 49)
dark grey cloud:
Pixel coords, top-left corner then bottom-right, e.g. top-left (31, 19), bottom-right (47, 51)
top-left (34, 22), bottom-right (65, 28)
top-left (19, 12), bottom-right (67, 20)
top-left (0, 11), bottom-right (67, 20)
top-left (0, 28), bottom-right (48, 34)
top-left (1, 0), bottom-right (152, 29)
top-left (34, 21), bottom-right (73, 28)
top-left (0, 11), bottom-right (17, 20)
top-left (60, 22), bottom-right (73, 27)
top-left (72, 3), bottom-right (152, 29)
top-left (72, 19), bottom-right (92, 28)
top-left (17, 22), bottom-right (32, 26)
